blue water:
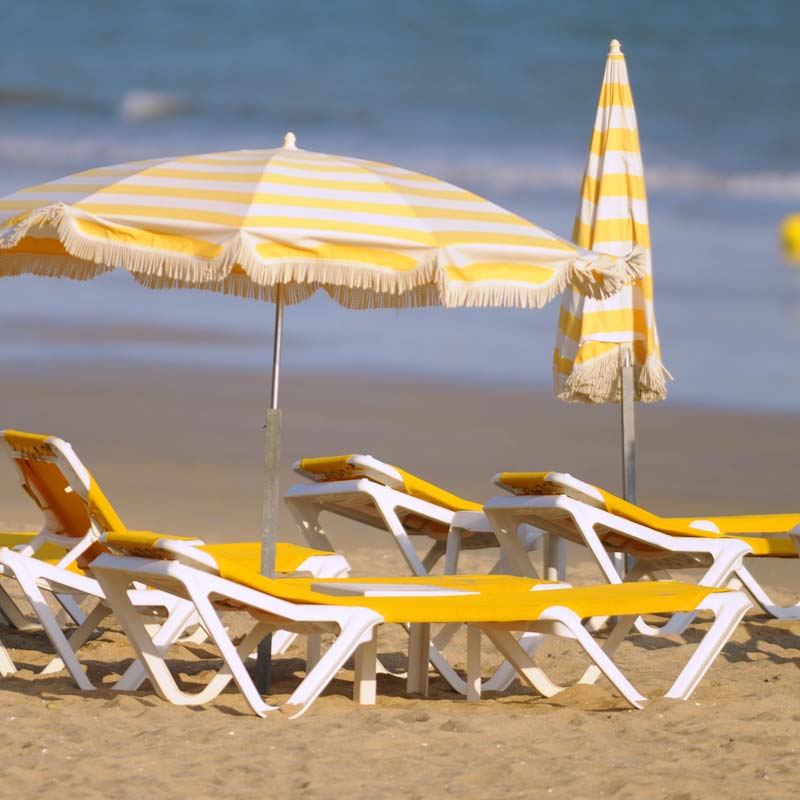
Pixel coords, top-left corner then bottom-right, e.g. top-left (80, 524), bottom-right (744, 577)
top-left (1, 1), bottom-right (799, 410)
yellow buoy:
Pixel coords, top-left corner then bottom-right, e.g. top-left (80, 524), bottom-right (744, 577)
top-left (781, 214), bottom-right (800, 263)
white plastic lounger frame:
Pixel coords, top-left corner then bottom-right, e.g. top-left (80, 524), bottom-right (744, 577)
top-left (91, 548), bottom-right (383, 718)
top-left (287, 455), bottom-right (542, 576)
top-left (488, 471), bottom-right (800, 622)
top-left (0, 546), bottom-right (196, 690)
top-left (484, 480), bottom-right (752, 635)
top-left (90, 541), bottom-right (750, 717)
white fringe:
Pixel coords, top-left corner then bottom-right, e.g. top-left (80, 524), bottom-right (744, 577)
top-left (0, 203), bottom-right (442, 308)
top-left (438, 245), bottom-right (647, 310)
top-left (555, 343), bottom-right (670, 404)
top-left (0, 204), bottom-right (648, 310)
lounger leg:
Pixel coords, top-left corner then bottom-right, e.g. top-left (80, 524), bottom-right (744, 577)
top-left (665, 592), bottom-right (751, 700)
top-left (732, 565), bottom-right (800, 620)
top-left (306, 634), bottom-right (322, 671)
top-left (54, 593), bottom-right (87, 626)
top-left (444, 530), bottom-right (461, 575)
top-left (40, 601), bottom-right (111, 675)
top-left (481, 632), bottom-right (548, 693)
top-left (420, 540), bottom-right (447, 573)
top-left (380, 508), bottom-right (429, 576)
top-left (466, 625), bottom-right (482, 702)
top-left (114, 599), bottom-right (200, 691)
top-left (493, 523), bottom-right (538, 578)
top-left (353, 630), bottom-right (377, 705)
top-left (543, 534), bottom-right (567, 581)
top-left (407, 623), bottom-right (430, 696)
top-left (539, 608), bottom-right (646, 708)
top-left (578, 614), bottom-right (637, 686)
top-left (285, 611), bottom-right (382, 718)
top-left (0, 636), bottom-right (16, 676)
top-left (633, 544), bottom-right (749, 636)
top-left (482, 628), bottom-right (564, 697)
top-left (98, 567), bottom-right (277, 714)
top-left (0, 583), bottom-right (39, 631)
top-left (184, 587), bottom-right (280, 716)
top-left (398, 622), bottom-right (467, 694)
top-left (428, 624), bottom-right (548, 696)
top-left (285, 504), bottom-right (336, 552)
top-left (10, 566), bottom-right (94, 690)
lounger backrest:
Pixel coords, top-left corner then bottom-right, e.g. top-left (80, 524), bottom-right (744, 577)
top-left (1, 430), bottom-right (128, 567)
top-left (294, 454), bottom-right (482, 513)
top-left (494, 470), bottom-right (723, 539)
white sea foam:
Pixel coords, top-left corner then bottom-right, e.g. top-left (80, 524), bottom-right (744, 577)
top-left (431, 159), bottom-right (800, 200)
top-left (118, 90), bottom-right (193, 122)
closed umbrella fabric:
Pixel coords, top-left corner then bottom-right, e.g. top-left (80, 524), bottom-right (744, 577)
top-left (553, 41), bottom-right (668, 403)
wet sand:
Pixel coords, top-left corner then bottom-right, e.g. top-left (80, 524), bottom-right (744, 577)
top-left (1, 362), bottom-right (799, 799)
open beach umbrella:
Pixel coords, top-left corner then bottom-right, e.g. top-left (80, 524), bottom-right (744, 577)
top-left (553, 39), bottom-right (669, 501)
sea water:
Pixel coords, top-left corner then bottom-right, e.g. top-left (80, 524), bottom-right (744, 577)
top-left (0, 0), bottom-right (799, 411)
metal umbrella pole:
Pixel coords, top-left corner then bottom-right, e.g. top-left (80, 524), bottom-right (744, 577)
top-left (256, 283), bottom-right (285, 692)
top-left (620, 347), bottom-right (636, 504)
top-left (619, 347), bottom-right (636, 575)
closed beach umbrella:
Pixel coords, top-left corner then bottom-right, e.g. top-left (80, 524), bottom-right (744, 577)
top-left (553, 39), bottom-right (669, 501)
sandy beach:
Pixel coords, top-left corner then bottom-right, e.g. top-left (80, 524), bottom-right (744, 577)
top-left (0, 362), bottom-right (798, 799)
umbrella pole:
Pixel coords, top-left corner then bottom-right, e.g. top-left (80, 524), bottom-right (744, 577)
top-left (620, 347), bottom-right (636, 574)
top-left (256, 284), bottom-right (285, 693)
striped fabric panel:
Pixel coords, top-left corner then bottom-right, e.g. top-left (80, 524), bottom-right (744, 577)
top-left (553, 41), bottom-right (668, 403)
top-left (0, 136), bottom-right (637, 309)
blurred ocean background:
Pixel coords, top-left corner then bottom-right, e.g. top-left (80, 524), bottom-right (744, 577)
top-left (1, 0), bottom-right (799, 410)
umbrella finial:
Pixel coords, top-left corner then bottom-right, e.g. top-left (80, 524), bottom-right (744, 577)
top-left (609, 39), bottom-right (622, 54)
top-left (283, 131), bottom-right (297, 150)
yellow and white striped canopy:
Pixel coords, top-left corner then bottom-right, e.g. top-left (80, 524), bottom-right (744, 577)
top-left (0, 132), bottom-right (642, 310)
top-left (553, 40), bottom-right (669, 402)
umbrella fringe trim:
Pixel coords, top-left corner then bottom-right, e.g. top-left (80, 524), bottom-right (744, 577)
top-left (554, 344), bottom-right (670, 404)
top-left (1, 204), bottom-right (647, 308)
top-left (0, 203), bottom-right (441, 307)
top-left (437, 246), bottom-right (647, 309)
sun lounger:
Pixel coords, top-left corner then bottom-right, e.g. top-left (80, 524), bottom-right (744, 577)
top-left (91, 530), bottom-right (749, 718)
top-left (484, 471), bottom-right (798, 627)
top-left (287, 454), bottom-right (542, 575)
top-left (0, 430), bottom-right (349, 684)
top-left (286, 454), bottom-right (543, 693)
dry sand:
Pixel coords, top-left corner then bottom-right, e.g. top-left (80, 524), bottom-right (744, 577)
top-left (1, 363), bottom-right (799, 799)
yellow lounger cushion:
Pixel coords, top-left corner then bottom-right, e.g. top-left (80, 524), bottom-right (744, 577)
top-left (214, 557), bottom-right (726, 625)
top-left (297, 455), bottom-right (483, 512)
top-left (666, 514), bottom-right (800, 536)
top-left (496, 472), bottom-right (799, 556)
